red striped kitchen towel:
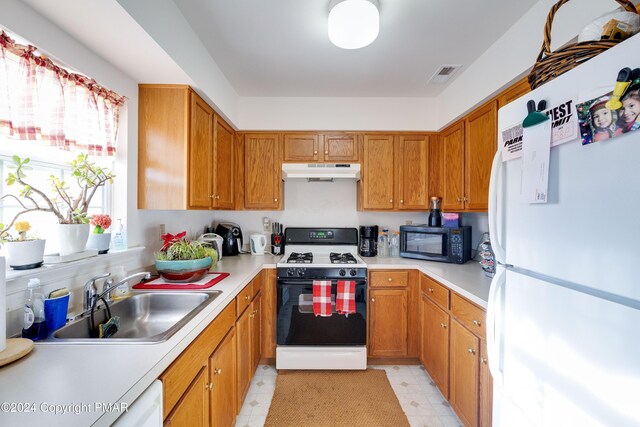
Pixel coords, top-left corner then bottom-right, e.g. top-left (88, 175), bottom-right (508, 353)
top-left (336, 280), bottom-right (356, 316)
top-left (313, 280), bottom-right (332, 317)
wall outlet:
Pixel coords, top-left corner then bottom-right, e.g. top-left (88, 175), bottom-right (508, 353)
top-left (159, 223), bottom-right (165, 240)
top-left (405, 220), bottom-right (412, 225)
top-left (263, 217), bottom-right (271, 232)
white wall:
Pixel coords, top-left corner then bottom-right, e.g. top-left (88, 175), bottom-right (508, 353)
top-left (238, 96), bottom-right (439, 131)
top-left (436, 0), bottom-right (623, 128)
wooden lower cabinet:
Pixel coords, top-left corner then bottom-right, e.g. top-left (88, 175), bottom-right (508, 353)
top-left (251, 292), bottom-right (262, 372)
top-left (420, 294), bottom-right (450, 398)
top-left (480, 341), bottom-right (493, 427)
top-left (236, 303), bottom-right (253, 410)
top-left (450, 318), bottom-right (480, 427)
top-left (164, 366), bottom-right (210, 427)
top-left (368, 288), bottom-right (408, 357)
top-left (209, 328), bottom-right (237, 427)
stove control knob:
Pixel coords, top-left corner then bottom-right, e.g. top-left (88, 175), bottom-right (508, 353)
top-left (287, 269), bottom-right (294, 277)
top-left (297, 269), bottom-right (305, 277)
top-left (339, 269), bottom-right (346, 277)
top-left (349, 269), bottom-right (357, 277)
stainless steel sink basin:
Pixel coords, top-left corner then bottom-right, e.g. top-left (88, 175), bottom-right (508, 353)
top-left (42, 291), bottom-right (221, 344)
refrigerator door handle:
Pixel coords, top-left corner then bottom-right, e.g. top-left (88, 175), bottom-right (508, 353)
top-left (488, 148), bottom-right (506, 265)
top-left (487, 265), bottom-right (505, 385)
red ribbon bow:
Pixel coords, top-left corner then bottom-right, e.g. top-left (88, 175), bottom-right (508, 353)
top-left (161, 231), bottom-right (187, 251)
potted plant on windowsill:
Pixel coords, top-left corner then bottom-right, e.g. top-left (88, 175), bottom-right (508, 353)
top-left (1, 154), bottom-right (114, 256)
top-left (86, 214), bottom-right (112, 254)
top-left (1, 221), bottom-right (46, 270)
top-left (155, 232), bottom-right (218, 283)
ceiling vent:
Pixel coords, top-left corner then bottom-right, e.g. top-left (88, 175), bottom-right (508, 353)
top-left (428, 64), bottom-right (462, 84)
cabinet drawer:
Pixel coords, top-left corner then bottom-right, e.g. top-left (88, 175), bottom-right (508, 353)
top-left (236, 282), bottom-right (254, 315)
top-left (251, 272), bottom-right (262, 298)
top-left (161, 302), bottom-right (235, 419)
top-left (370, 271), bottom-right (409, 288)
top-left (451, 293), bottom-right (486, 339)
top-left (420, 274), bottom-right (450, 310)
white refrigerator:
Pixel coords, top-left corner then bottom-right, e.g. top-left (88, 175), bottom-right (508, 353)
top-left (488, 34), bottom-right (640, 427)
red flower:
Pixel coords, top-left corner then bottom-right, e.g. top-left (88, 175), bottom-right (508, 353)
top-left (90, 214), bottom-right (112, 232)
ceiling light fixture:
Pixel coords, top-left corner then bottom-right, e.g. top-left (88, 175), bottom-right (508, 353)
top-left (328, 0), bottom-right (379, 50)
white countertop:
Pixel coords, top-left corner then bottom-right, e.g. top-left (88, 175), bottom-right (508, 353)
top-left (0, 254), bottom-right (491, 426)
top-left (365, 256), bottom-right (493, 308)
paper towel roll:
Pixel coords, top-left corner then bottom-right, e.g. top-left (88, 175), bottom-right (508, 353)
top-left (0, 257), bottom-right (6, 352)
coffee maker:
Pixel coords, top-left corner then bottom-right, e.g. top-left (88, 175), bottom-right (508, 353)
top-left (215, 222), bottom-right (243, 256)
top-left (359, 226), bottom-right (378, 257)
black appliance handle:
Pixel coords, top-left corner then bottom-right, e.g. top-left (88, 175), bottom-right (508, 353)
top-left (277, 279), bottom-right (367, 287)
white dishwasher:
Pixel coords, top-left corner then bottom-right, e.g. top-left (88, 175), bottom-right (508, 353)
top-left (112, 380), bottom-right (163, 427)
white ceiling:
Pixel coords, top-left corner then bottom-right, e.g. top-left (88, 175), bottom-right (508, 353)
top-left (173, 0), bottom-right (538, 97)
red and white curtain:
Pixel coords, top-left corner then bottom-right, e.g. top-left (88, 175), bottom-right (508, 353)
top-left (0, 31), bottom-right (124, 156)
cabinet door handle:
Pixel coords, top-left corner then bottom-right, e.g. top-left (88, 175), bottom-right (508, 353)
top-left (215, 195), bottom-right (220, 200)
top-left (214, 368), bottom-right (222, 375)
top-left (473, 320), bottom-right (481, 327)
top-left (244, 295), bottom-right (250, 301)
top-left (206, 382), bottom-right (213, 391)
top-left (249, 313), bottom-right (255, 319)
top-left (400, 200), bottom-right (404, 204)
top-left (371, 298), bottom-right (375, 302)
top-left (325, 151), bottom-right (329, 155)
top-left (467, 348), bottom-right (476, 355)
top-left (253, 309), bottom-right (258, 315)
top-left (314, 151), bottom-right (318, 154)
top-left (457, 197), bottom-right (463, 203)
top-left (463, 196), bottom-right (469, 202)
top-left (428, 288), bottom-right (434, 293)
top-left (209, 195), bottom-right (215, 199)
top-left (274, 198), bottom-right (278, 202)
top-left (388, 277), bottom-right (393, 282)
top-left (480, 357), bottom-right (487, 364)
top-left (389, 199), bottom-right (393, 203)
top-left (440, 323), bottom-right (447, 329)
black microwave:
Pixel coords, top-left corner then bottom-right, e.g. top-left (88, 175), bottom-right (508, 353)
top-left (399, 225), bottom-right (471, 264)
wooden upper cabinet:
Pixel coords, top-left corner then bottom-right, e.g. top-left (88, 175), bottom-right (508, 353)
top-left (398, 134), bottom-right (429, 210)
top-left (498, 77), bottom-right (531, 108)
top-left (429, 135), bottom-right (443, 204)
top-left (323, 133), bottom-right (358, 162)
top-left (441, 121), bottom-right (465, 211)
top-left (213, 116), bottom-right (235, 209)
top-left (283, 133), bottom-right (319, 162)
top-left (243, 133), bottom-right (282, 210)
top-left (138, 85), bottom-right (190, 210)
top-left (465, 100), bottom-right (497, 211)
top-left (138, 85), bottom-right (236, 211)
top-left (361, 134), bottom-right (395, 210)
top-left (188, 93), bottom-right (215, 209)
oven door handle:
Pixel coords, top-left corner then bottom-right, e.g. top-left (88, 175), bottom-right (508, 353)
top-left (277, 279), bottom-right (367, 286)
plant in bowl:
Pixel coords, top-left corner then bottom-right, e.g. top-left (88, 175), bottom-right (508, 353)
top-left (86, 214), bottom-right (112, 254)
top-left (1, 154), bottom-right (114, 255)
top-left (155, 232), bottom-right (218, 282)
top-left (0, 221), bottom-right (46, 270)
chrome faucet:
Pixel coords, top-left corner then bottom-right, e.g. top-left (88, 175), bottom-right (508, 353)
top-left (98, 272), bottom-right (152, 303)
top-left (83, 273), bottom-right (111, 312)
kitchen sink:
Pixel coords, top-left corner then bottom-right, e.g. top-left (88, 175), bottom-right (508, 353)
top-left (41, 291), bottom-right (221, 344)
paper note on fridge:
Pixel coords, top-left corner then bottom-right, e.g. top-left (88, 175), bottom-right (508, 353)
top-left (500, 99), bottom-right (578, 161)
top-left (521, 120), bottom-right (552, 204)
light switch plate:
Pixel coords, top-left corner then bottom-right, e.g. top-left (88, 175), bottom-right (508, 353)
top-left (263, 217), bottom-right (271, 232)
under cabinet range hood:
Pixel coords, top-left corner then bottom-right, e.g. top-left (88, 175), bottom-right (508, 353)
top-left (282, 163), bottom-right (361, 181)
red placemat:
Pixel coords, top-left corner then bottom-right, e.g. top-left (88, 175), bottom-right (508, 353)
top-left (132, 272), bottom-right (229, 290)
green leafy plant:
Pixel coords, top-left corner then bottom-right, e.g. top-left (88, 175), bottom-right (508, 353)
top-left (0, 154), bottom-right (114, 229)
top-left (155, 231), bottom-right (217, 264)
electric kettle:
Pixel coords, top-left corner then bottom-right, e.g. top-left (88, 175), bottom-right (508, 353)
top-left (197, 233), bottom-right (224, 260)
top-left (250, 234), bottom-right (267, 255)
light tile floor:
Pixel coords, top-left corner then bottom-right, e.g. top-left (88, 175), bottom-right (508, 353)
top-left (235, 365), bottom-right (463, 427)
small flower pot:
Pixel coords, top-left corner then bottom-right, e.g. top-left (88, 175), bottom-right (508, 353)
top-left (6, 239), bottom-right (46, 270)
top-left (56, 223), bottom-right (90, 256)
top-left (86, 232), bottom-right (111, 254)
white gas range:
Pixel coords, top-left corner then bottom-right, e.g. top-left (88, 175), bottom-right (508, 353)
top-left (275, 228), bottom-right (368, 370)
